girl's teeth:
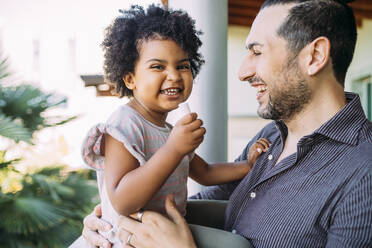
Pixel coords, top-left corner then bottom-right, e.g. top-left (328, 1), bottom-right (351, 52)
top-left (162, 89), bottom-right (180, 95)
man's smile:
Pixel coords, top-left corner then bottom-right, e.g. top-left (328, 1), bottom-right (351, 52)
top-left (250, 82), bottom-right (267, 100)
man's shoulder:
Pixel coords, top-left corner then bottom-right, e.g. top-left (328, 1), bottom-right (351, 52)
top-left (353, 119), bottom-right (372, 167)
top-left (340, 142), bottom-right (372, 184)
top-left (360, 119), bottom-right (372, 143)
top-left (352, 142), bottom-right (372, 166)
top-left (258, 121), bottom-right (280, 138)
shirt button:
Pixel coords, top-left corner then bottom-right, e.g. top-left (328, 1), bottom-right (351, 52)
top-left (250, 192), bottom-right (256, 198)
top-left (232, 229), bottom-right (237, 234)
top-left (268, 154), bottom-right (273, 160)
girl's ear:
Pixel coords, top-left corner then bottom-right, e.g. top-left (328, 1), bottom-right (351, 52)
top-left (123, 73), bottom-right (135, 90)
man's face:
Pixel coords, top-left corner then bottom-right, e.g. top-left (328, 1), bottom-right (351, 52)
top-left (238, 4), bottom-right (311, 121)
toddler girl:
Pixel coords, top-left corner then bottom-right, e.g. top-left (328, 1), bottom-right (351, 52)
top-left (80, 4), bottom-right (269, 247)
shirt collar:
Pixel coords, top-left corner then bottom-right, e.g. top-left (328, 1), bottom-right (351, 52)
top-left (314, 92), bottom-right (366, 145)
top-left (275, 92), bottom-right (367, 146)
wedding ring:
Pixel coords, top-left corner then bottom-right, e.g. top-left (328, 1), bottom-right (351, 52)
top-left (137, 208), bottom-right (144, 223)
top-left (257, 148), bottom-right (262, 153)
top-left (126, 233), bottom-right (133, 246)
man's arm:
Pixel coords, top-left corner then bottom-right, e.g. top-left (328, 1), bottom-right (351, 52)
top-left (326, 171), bottom-right (372, 247)
top-left (118, 194), bottom-right (197, 248)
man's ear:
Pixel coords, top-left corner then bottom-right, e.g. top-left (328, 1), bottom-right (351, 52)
top-left (305, 37), bottom-right (331, 76)
top-left (123, 73), bottom-right (135, 90)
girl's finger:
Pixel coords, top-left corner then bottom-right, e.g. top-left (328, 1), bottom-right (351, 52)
top-left (192, 127), bottom-right (206, 137)
top-left (255, 140), bottom-right (267, 150)
top-left (176, 113), bottom-right (197, 125)
top-left (186, 118), bottom-right (204, 131)
top-left (257, 138), bottom-right (270, 148)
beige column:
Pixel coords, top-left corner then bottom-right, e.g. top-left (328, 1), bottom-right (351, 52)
top-left (168, 0), bottom-right (228, 195)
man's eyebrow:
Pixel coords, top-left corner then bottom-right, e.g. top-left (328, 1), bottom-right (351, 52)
top-left (246, 42), bottom-right (263, 50)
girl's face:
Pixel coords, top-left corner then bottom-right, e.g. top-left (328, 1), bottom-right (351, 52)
top-left (125, 39), bottom-right (193, 119)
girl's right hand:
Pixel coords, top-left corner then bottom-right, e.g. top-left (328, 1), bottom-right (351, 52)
top-left (166, 113), bottom-right (206, 157)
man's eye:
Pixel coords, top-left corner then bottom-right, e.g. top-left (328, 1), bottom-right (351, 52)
top-left (253, 50), bottom-right (261, 56)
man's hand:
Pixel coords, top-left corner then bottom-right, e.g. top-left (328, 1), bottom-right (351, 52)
top-left (82, 204), bottom-right (113, 248)
top-left (118, 195), bottom-right (197, 248)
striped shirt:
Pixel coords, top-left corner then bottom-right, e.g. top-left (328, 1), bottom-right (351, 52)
top-left (194, 92), bottom-right (372, 248)
top-left (82, 105), bottom-right (191, 245)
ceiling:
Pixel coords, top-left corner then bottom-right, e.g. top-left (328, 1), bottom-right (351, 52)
top-left (228, 0), bottom-right (372, 27)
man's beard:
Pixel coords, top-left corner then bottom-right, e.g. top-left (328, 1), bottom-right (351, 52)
top-left (258, 58), bottom-right (311, 122)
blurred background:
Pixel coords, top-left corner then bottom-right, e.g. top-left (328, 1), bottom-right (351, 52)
top-left (0, 0), bottom-right (371, 246)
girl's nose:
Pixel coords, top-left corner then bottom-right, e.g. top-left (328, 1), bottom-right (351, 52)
top-left (167, 68), bottom-right (181, 81)
top-left (238, 55), bottom-right (255, 82)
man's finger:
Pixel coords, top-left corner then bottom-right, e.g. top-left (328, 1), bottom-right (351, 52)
top-left (118, 227), bottom-right (135, 248)
top-left (118, 215), bottom-right (143, 234)
top-left (164, 194), bottom-right (186, 226)
top-left (93, 204), bottom-right (102, 217)
top-left (82, 227), bottom-right (111, 248)
top-left (83, 213), bottom-right (112, 232)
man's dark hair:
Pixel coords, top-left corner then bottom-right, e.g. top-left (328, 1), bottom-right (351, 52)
top-left (102, 4), bottom-right (204, 97)
top-left (261, 0), bottom-right (357, 86)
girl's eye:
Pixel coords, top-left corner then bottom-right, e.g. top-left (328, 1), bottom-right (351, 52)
top-left (178, 64), bottom-right (190, 70)
top-left (150, 65), bottom-right (164, 70)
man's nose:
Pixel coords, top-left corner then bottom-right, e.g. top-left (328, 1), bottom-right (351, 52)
top-left (238, 55), bottom-right (255, 82)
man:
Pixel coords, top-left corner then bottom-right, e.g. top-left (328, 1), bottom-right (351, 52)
top-left (82, 0), bottom-right (372, 247)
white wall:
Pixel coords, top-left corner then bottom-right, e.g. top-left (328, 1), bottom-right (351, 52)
top-left (346, 19), bottom-right (372, 88)
top-left (228, 25), bottom-right (259, 117)
top-left (0, 0), bottom-right (160, 167)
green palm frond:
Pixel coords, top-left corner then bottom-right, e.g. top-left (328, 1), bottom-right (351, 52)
top-left (29, 173), bottom-right (75, 202)
top-left (0, 84), bottom-right (75, 133)
top-left (0, 57), bottom-right (11, 81)
top-left (0, 196), bottom-right (66, 235)
top-left (0, 218), bottom-right (82, 248)
top-left (0, 53), bottom-right (95, 247)
top-left (44, 115), bottom-right (78, 127)
top-left (0, 166), bottom-right (98, 247)
top-left (0, 150), bottom-right (21, 169)
top-left (0, 114), bottom-right (32, 143)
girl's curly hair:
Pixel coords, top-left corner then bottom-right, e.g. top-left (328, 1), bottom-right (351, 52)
top-left (101, 4), bottom-right (205, 97)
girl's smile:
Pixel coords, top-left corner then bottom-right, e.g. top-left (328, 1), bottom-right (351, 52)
top-left (124, 39), bottom-right (193, 126)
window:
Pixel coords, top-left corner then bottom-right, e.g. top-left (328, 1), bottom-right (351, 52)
top-left (352, 74), bottom-right (372, 121)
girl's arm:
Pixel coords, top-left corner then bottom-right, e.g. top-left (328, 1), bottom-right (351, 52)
top-left (104, 113), bottom-right (205, 216)
top-left (189, 138), bottom-right (270, 186)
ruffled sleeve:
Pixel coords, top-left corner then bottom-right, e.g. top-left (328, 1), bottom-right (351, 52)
top-left (81, 107), bottom-right (147, 170)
